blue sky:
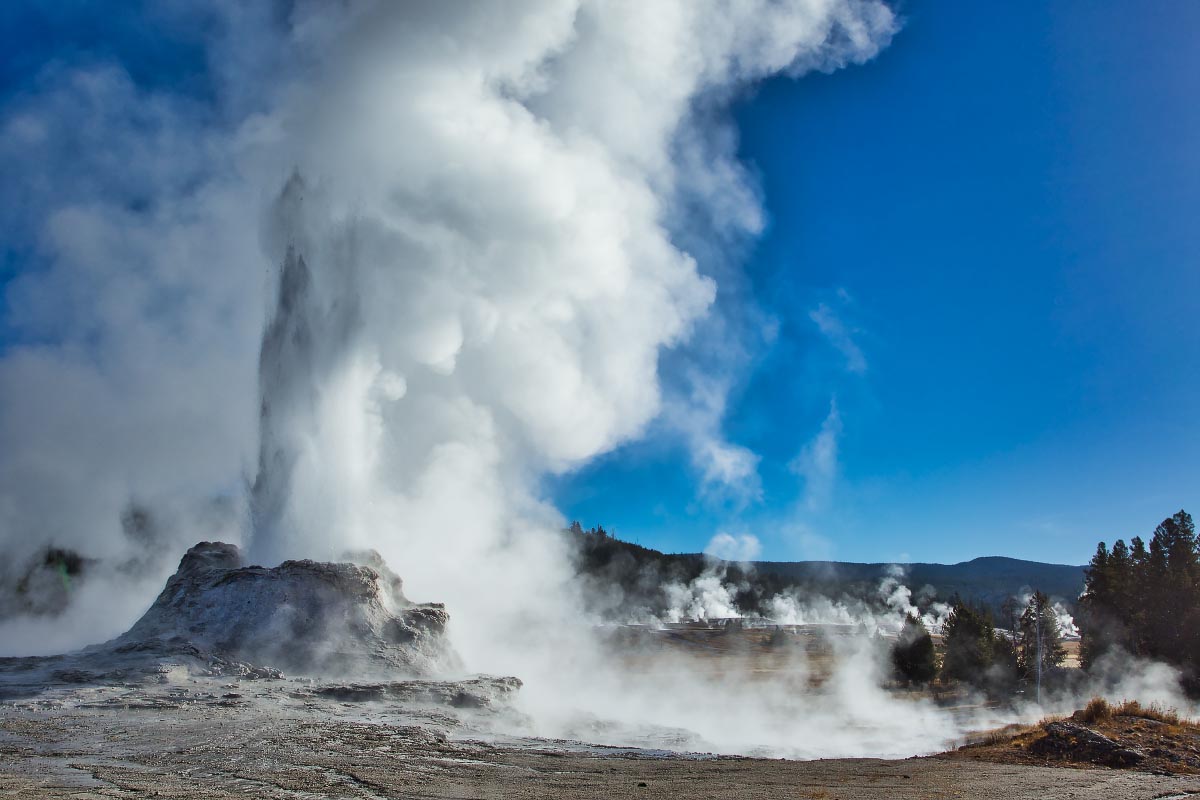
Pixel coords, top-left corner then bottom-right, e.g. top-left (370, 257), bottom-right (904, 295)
top-left (554, 2), bottom-right (1200, 565)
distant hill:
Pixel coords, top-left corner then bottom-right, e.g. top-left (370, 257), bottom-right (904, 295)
top-left (749, 556), bottom-right (1087, 615)
top-left (568, 528), bottom-right (1086, 621)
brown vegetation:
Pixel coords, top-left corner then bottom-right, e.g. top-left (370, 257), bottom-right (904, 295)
top-left (1078, 696), bottom-right (1182, 726)
top-left (953, 697), bottom-right (1200, 775)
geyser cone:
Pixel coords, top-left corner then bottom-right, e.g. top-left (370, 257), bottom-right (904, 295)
top-left (110, 541), bottom-right (461, 678)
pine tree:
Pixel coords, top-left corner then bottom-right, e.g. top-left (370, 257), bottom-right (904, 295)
top-left (1129, 535), bottom-right (1148, 568)
top-left (1145, 511), bottom-right (1198, 665)
top-left (1079, 510), bottom-right (1200, 695)
top-left (1079, 540), bottom-right (1135, 667)
top-left (942, 602), bottom-right (1006, 692)
top-left (1018, 591), bottom-right (1066, 689)
top-left (1080, 542), bottom-right (1109, 667)
top-left (988, 632), bottom-right (1020, 695)
top-left (891, 614), bottom-right (937, 686)
top-left (1108, 539), bottom-right (1139, 650)
top-left (1000, 595), bottom-right (1022, 643)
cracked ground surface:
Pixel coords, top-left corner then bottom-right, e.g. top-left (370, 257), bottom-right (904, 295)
top-left (3, 697), bottom-right (1200, 799)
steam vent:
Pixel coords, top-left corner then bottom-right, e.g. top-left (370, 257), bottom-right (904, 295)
top-left (103, 541), bottom-right (461, 679)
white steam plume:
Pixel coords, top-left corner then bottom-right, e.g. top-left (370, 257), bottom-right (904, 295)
top-left (230, 1), bottom-right (896, 678)
top-left (0, 1), bottom-right (895, 654)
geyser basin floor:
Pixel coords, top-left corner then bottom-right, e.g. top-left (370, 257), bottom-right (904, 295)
top-left (1, 698), bottom-right (1195, 799)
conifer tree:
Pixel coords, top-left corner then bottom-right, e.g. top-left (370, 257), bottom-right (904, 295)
top-left (941, 602), bottom-right (1011, 693)
top-left (1018, 590), bottom-right (1066, 686)
top-left (1145, 511), bottom-right (1198, 665)
top-left (1078, 510), bottom-right (1200, 694)
top-left (891, 614), bottom-right (937, 686)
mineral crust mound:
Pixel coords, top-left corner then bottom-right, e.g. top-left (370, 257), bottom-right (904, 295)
top-left (100, 541), bottom-right (460, 678)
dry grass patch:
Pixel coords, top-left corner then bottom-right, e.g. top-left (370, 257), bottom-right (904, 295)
top-left (1113, 699), bottom-right (1181, 725)
top-left (959, 721), bottom-right (1044, 748)
top-left (1076, 696), bottom-right (1186, 726)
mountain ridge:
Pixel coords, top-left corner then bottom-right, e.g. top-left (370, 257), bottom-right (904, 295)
top-left (570, 530), bottom-right (1087, 621)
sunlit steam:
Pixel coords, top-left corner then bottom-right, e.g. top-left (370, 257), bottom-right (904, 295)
top-left (237, 1), bottom-right (898, 686)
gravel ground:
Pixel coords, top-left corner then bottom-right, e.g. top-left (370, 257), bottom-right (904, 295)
top-left (3, 700), bottom-right (1199, 800)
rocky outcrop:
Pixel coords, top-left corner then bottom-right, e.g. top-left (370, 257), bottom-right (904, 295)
top-left (1028, 721), bottom-right (1145, 768)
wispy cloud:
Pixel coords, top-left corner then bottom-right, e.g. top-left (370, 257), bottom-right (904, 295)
top-left (668, 368), bottom-right (762, 507)
top-left (790, 399), bottom-right (843, 512)
top-left (810, 301), bottom-right (867, 374)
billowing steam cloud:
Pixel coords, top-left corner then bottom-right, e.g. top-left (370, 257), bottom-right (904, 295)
top-left (243, 0), bottom-right (904, 687)
top-left (0, 1), bottom-right (896, 656)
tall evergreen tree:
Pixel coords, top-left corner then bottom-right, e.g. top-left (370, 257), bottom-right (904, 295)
top-left (1079, 539), bottom-right (1140, 667)
top-left (1079, 510), bottom-right (1200, 695)
top-left (1018, 590), bottom-right (1066, 684)
top-left (1129, 535), bottom-right (1148, 569)
top-left (1109, 538), bottom-right (1141, 651)
top-left (1079, 541), bottom-right (1111, 669)
top-left (1146, 511), bottom-right (1199, 666)
top-left (891, 614), bottom-right (937, 686)
top-left (988, 631), bottom-right (1020, 694)
top-left (999, 595), bottom-right (1022, 643)
top-left (941, 601), bottom-right (1012, 694)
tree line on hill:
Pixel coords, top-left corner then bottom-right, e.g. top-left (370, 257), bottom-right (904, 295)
top-left (567, 522), bottom-right (800, 620)
top-left (566, 521), bottom-right (1080, 624)
top-left (1077, 509), bottom-right (1199, 693)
